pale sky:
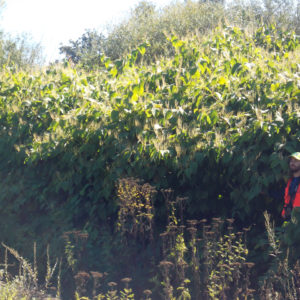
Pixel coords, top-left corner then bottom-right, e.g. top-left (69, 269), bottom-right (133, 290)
top-left (0, 0), bottom-right (180, 63)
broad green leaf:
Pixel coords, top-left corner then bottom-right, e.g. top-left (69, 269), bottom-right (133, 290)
top-left (165, 111), bottom-right (172, 120)
top-left (231, 63), bottom-right (242, 74)
top-left (111, 110), bottom-right (119, 122)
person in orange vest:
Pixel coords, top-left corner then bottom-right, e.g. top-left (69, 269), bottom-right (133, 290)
top-left (281, 152), bottom-right (300, 219)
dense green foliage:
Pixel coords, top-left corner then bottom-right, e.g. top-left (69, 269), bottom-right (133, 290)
top-left (60, 0), bottom-right (299, 67)
top-left (0, 23), bottom-right (299, 298)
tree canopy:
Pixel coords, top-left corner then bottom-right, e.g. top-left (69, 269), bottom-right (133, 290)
top-left (59, 0), bottom-right (299, 68)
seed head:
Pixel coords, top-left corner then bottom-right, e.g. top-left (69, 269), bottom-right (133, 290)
top-left (143, 289), bottom-right (152, 296)
top-left (212, 217), bottom-right (222, 222)
top-left (160, 232), bottom-right (169, 237)
top-left (108, 281), bottom-right (117, 287)
top-left (74, 271), bottom-right (90, 280)
top-left (187, 227), bottom-right (197, 234)
top-left (121, 277), bottom-right (132, 283)
top-left (206, 231), bottom-right (215, 236)
top-left (90, 271), bottom-right (103, 279)
top-left (243, 227), bottom-right (251, 232)
top-left (245, 262), bottom-right (255, 268)
top-left (78, 232), bottom-right (89, 240)
top-left (159, 260), bottom-right (173, 268)
top-left (187, 220), bottom-right (198, 226)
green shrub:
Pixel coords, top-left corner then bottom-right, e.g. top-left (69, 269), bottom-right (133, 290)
top-left (0, 24), bottom-right (299, 298)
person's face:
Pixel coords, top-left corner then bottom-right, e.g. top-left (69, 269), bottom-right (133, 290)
top-left (289, 157), bottom-right (300, 173)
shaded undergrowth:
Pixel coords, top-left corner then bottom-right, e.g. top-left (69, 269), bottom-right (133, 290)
top-left (2, 179), bottom-right (300, 300)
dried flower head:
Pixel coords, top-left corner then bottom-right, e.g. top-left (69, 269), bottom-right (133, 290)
top-left (212, 217), bottom-right (222, 222)
top-left (176, 196), bottom-right (188, 203)
top-left (226, 218), bottom-right (235, 224)
top-left (160, 232), bottom-right (169, 237)
top-left (245, 262), bottom-right (255, 268)
top-left (90, 271), bottom-right (103, 279)
top-left (78, 232), bottom-right (89, 240)
top-left (187, 219), bottom-right (198, 226)
top-left (219, 264), bottom-right (230, 269)
top-left (74, 271), bottom-right (90, 292)
top-left (108, 281), bottom-right (117, 288)
top-left (167, 225), bottom-right (178, 233)
top-left (63, 231), bottom-right (74, 236)
top-left (206, 231), bottom-right (215, 236)
top-left (159, 260), bottom-right (174, 268)
top-left (143, 289), bottom-right (152, 296)
top-left (74, 271), bottom-right (90, 281)
top-left (187, 227), bottom-right (197, 234)
top-left (243, 227), bottom-right (251, 232)
top-left (121, 277), bottom-right (132, 283)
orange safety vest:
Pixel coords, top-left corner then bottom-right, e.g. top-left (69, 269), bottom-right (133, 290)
top-left (281, 178), bottom-right (300, 218)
